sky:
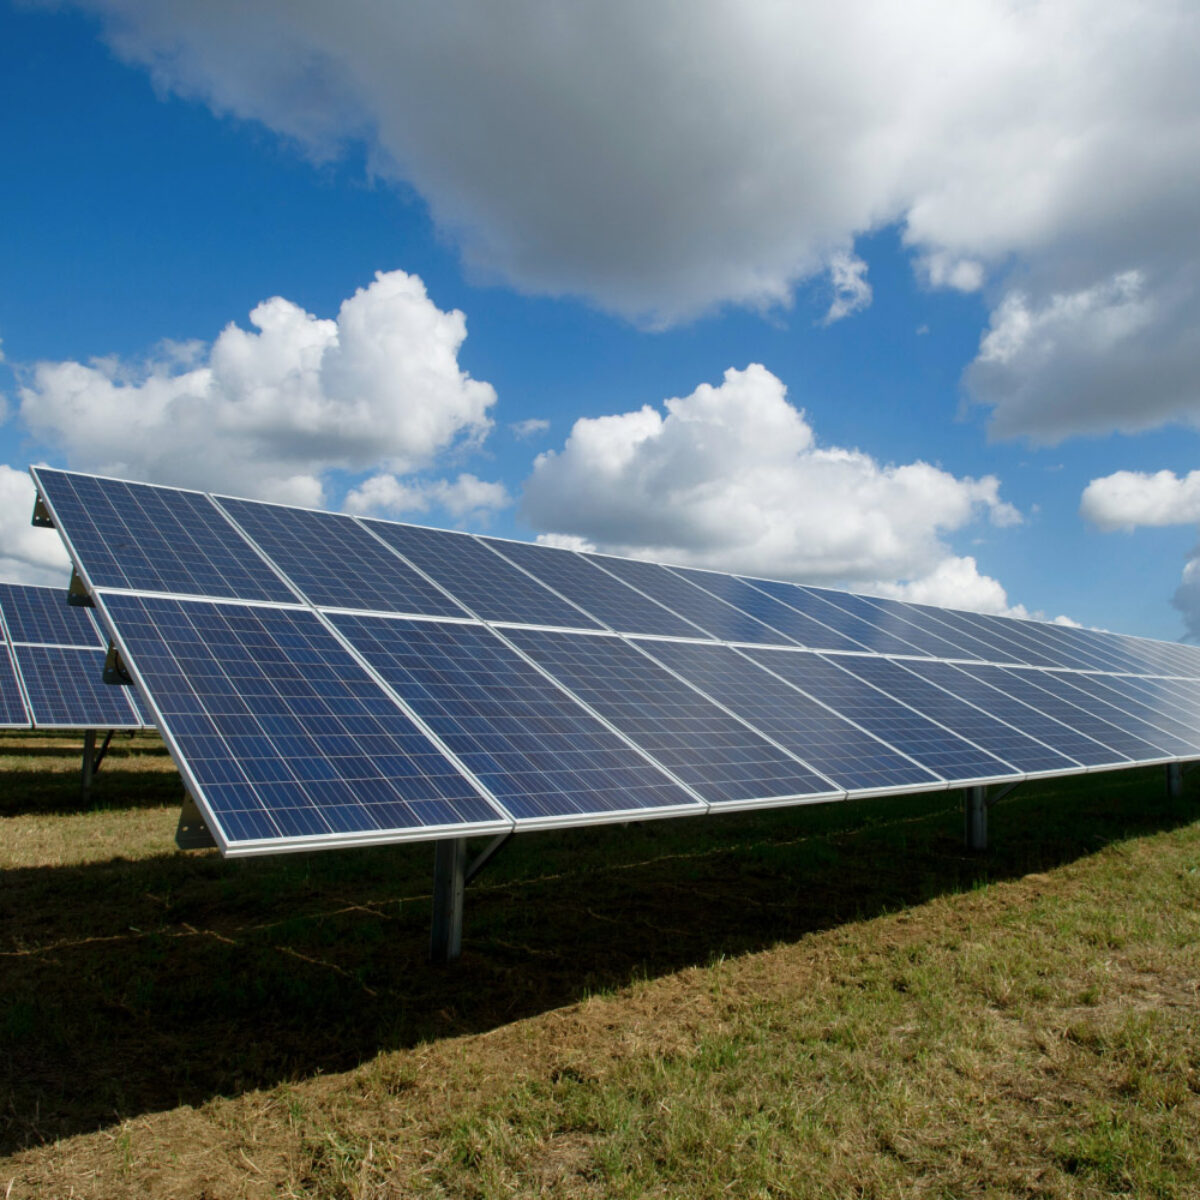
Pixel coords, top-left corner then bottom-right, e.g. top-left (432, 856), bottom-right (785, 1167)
top-left (2, 0), bottom-right (1199, 641)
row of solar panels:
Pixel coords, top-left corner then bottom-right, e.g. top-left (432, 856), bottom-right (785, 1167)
top-left (0, 582), bottom-right (148, 730)
top-left (30, 467), bottom-right (1200, 856)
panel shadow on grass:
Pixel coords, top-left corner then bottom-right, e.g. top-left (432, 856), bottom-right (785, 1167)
top-left (1, 761), bottom-right (1196, 1152)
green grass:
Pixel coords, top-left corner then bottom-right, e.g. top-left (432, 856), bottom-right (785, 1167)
top-left (1, 733), bottom-right (1199, 1197)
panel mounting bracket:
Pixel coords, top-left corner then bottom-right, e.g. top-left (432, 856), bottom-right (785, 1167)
top-left (31, 494), bottom-right (54, 528)
top-left (176, 794), bottom-right (218, 850)
top-left (103, 640), bottom-right (133, 686)
top-left (67, 566), bottom-right (94, 607)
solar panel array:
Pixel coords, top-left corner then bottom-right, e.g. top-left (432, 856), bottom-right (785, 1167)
top-left (30, 466), bottom-right (1200, 856)
top-left (0, 581), bottom-right (148, 729)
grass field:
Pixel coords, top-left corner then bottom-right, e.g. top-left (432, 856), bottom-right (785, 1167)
top-left (2, 730), bottom-right (1199, 1198)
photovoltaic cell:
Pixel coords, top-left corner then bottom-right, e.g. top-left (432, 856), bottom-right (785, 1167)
top-left (742, 648), bottom-right (1018, 783)
top-left (482, 537), bottom-right (706, 638)
top-left (956, 664), bottom-right (1171, 763)
top-left (805, 588), bottom-right (978, 661)
top-left (0, 582), bottom-right (103, 647)
top-left (670, 568), bottom-right (867, 652)
top-left (742, 578), bottom-right (930, 657)
top-left (899, 659), bottom-right (1127, 768)
top-left (0, 645), bottom-right (29, 726)
top-left (503, 627), bottom-right (838, 806)
top-left (1108, 675), bottom-right (1200, 733)
top-left (830, 655), bottom-right (1081, 774)
top-left (951, 611), bottom-right (1081, 669)
top-left (328, 613), bottom-right (703, 822)
top-left (636, 639), bottom-right (940, 792)
top-left (33, 468), bottom-right (295, 603)
top-left (215, 496), bottom-right (468, 618)
top-left (907, 605), bottom-right (1060, 668)
top-left (1034, 672), bottom-right (1200, 757)
top-left (364, 520), bottom-right (603, 629)
top-left (13, 644), bottom-right (142, 728)
top-left (583, 554), bottom-right (795, 646)
top-left (99, 593), bottom-right (508, 848)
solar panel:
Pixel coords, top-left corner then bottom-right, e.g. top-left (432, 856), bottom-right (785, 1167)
top-left (503, 627), bottom-right (841, 808)
top-left (950, 610), bottom-right (1082, 669)
top-left (481, 537), bottom-right (707, 638)
top-left (32, 468), bottom-right (296, 603)
top-left (12, 644), bottom-right (142, 728)
top-left (904, 604), bottom-right (1060, 668)
top-left (364, 520), bottom-right (603, 629)
top-left (0, 582), bottom-right (104, 647)
top-left (670, 568), bottom-right (868, 652)
top-left (97, 593), bottom-right (511, 850)
top-left (741, 578), bottom-right (931, 658)
top-left (955, 664), bottom-right (1172, 763)
top-left (583, 554), bottom-right (795, 646)
top-left (635, 639), bottom-right (941, 793)
top-left (828, 655), bottom-right (1084, 775)
top-left (898, 658), bottom-right (1129, 769)
top-left (1080, 672), bottom-right (1200, 740)
top-left (326, 612), bottom-right (704, 825)
top-left (741, 648), bottom-right (1019, 785)
top-left (803, 588), bottom-right (980, 661)
top-left (215, 496), bottom-right (469, 618)
top-left (0, 644), bottom-right (30, 727)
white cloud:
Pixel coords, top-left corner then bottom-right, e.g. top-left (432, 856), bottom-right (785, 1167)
top-left (0, 465), bottom-right (72, 586)
top-left (510, 418), bottom-right (550, 439)
top-left (18, 269), bottom-right (496, 504)
top-left (344, 471), bottom-right (509, 522)
top-left (1173, 554), bottom-right (1200, 641)
top-left (866, 555), bottom-right (1024, 616)
top-left (535, 532), bottom-right (596, 552)
top-left (1080, 469), bottom-right (1200, 532)
top-left (822, 252), bottom-right (872, 324)
top-left (60, 0), bottom-right (1200, 432)
top-left (522, 364), bottom-right (1021, 599)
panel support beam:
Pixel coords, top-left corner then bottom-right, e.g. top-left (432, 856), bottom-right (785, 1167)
top-left (430, 837), bottom-right (468, 963)
top-left (964, 785), bottom-right (988, 852)
top-left (80, 729), bottom-right (113, 800)
top-left (1167, 762), bottom-right (1183, 799)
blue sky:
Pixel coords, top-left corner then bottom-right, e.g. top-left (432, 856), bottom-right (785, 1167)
top-left (2, 1), bottom-right (1199, 640)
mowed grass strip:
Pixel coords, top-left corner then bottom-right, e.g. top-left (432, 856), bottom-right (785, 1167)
top-left (1, 734), bottom-right (1198, 1197)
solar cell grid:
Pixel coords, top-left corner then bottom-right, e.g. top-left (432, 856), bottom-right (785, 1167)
top-left (503, 627), bottom-right (839, 806)
top-left (481, 538), bottom-right (705, 638)
top-left (215, 496), bottom-right (469, 618)
top-left (907, 605), bottom-right (1059, 668)
top-left (830, 655), bottom-right (1081, 774)
top-left (33, 469), bottom-right (295, 603)
top-left (637, 639), bottom-right (940, 793)
top-left (0, 583), bottom-right (103, 647)
top-left (1080, 673), bottom-right (1200, 739)
top-left (0, 645), bottom-right (29, 726)
top-left (955, 611), bottom-right (1083, 669)
top-left (742, 648), bottom-right (1018, 783)
top-left (805, 588), bottom-right (978, 660)
top-left (364, 520), bottom-right (602, 629)
top-left (14, 644), bottom-right (142, 728)
top-left (742, 578), bottom-right (929, 657)
top-left (671, 568), bottom-right (867, 652)
top-left (957, 664), bottom-right (1171, 763)
top-left (898, 659), bottom-right (1127, 768)
top-left (834, 592), bottom-right (1003, 663)
top-left (327, 613), bottom-right (703, 823)
top-left (583, 555), bottom-right (795, 646)
top-left (100, 594), bottom-right (508, 848)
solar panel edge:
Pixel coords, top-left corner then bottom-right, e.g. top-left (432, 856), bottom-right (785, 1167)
top-left (0, 643), bottom-right (32, 727)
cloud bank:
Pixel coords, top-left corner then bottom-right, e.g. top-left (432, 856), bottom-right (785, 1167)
top-left (60, 0), bottom-right (1200, 439)
top-left (18, 269), bottom-right (500, 510)
top-left (524, 364), bottom-right (1024, 612)
top-left (0, 466), bottom-right (72, 586)
top-left (1082, 468), bottom-right (1200, 638)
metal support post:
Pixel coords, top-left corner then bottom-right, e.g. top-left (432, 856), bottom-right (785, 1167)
top-left (964, 785), bottom-right (987, 851)
top-left (1167, 761), bottom-right (1183, 799)
top-left (81, 729), bottom-right (96, 801)
top-left (430, 837), bottom-right (467, 964)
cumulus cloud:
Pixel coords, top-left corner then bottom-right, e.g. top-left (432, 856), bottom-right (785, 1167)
top-left (18, 269), bottom-right (497, 506)
top-left (344, 472), bottom-right (510, 522)
top-left (0, 465), bottom-right (72, 586)
top-left (822, 252), bottom-right (872, 324)
top-left (1081, 468), bottom-right (1200, 532)
top-left (1081, 467), bottom-right (1200, 639)
top-left (56, 0), bottom-right (1200, 434)
top-left (510, 418), bottom-right (550, 439)
top-left (522, 364), bottom-right (1022, 610)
